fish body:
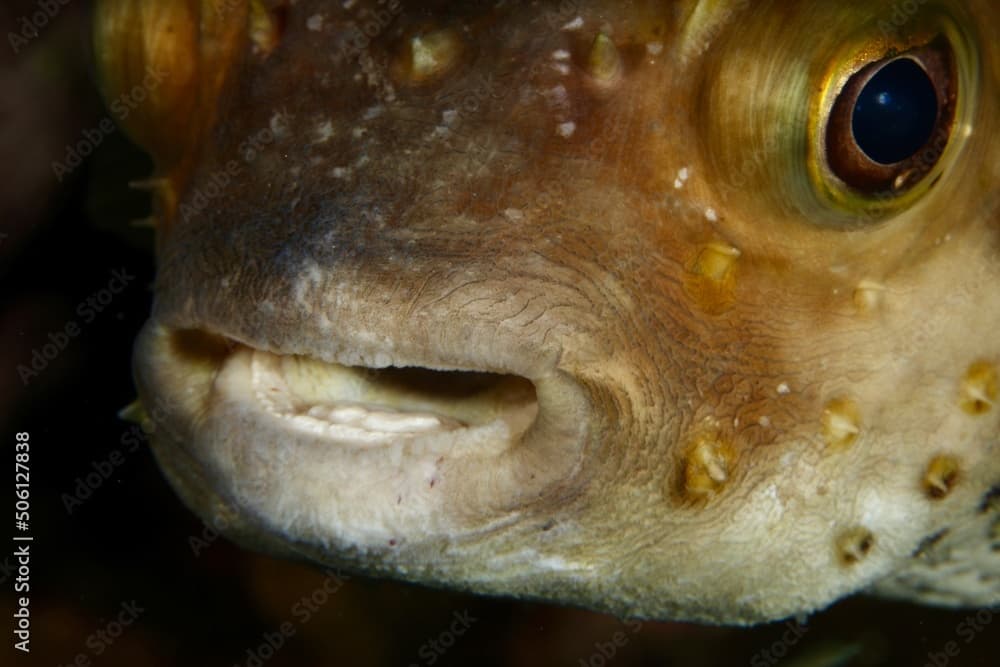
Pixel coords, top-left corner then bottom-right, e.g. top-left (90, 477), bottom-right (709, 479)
top-left (96, 0), bottom-right (1000, 623)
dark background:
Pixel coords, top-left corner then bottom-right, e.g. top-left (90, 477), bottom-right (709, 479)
top-left (2, 3), bottom-right (997, 666)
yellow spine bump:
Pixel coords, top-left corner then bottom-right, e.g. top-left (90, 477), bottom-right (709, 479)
top-left (922, 455), bottom-right (960, 500)
top-left (959, 361), bottom-right (997, 415)
top-left (852, 280), bottom-right (885, 314)
top-left (679, 431), bottom-right (735, 500)
top-left (95, 0), bottom-right (251, 225)
top-left (588, 33), bottom-right (623, 84)
top-left (118, 399), bottom-right (146, 424)
top-left (249, 0), bottom-right (282, 57)
top-left (836, 527), bottom-right (875, 565)
top-left (822, 397), bottom-right (861, 449)
top-left (693, 242), bottom-right (741, 283)
top-left (118, 399), bottom-right (154, 433)
top-left (394, 28), bottom-right (463, 86)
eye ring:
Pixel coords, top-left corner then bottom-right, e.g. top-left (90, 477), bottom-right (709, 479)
top-left (823, 37), bottom-right (957, 196)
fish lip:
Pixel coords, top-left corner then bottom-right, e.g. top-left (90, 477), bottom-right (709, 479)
top-left (148, 280), bottom-right (567, 382)
top-left (133, 315), bottom-right (592, 550)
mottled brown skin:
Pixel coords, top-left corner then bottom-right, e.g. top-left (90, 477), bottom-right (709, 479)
top-left (102, 0), bottom-right (999, 623)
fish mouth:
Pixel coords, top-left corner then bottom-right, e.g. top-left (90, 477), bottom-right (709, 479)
top-left (176, 327), bottom-right (541, 450)
top-left (133, 321), bottom-right (588, 551)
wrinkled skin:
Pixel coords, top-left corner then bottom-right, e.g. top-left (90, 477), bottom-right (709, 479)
top-left (104, 0), bottom-right (999, 623)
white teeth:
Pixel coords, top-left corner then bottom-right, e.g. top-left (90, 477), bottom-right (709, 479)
top-left (246, 347), bottom-right (537, 450)
top-left (253, 352), bottom-right (464, 442)
top-left (301, 403), bottom-right (460, 434)
top-left (328, 405), bottom-right (367, 422)
top-left (305, 405), bottom-right (331, 419)
top-left (362, 411), bottom-right (455, 433)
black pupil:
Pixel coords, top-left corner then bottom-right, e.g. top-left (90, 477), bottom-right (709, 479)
top-left (851, 58), bottom-right (938, 165)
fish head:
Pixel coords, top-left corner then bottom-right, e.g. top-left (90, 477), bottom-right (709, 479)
top-left (96, 0), bottom-right (1000, 623)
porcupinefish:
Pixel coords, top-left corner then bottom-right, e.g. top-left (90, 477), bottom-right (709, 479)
top-left (97, 0), bottom-right (999, 623)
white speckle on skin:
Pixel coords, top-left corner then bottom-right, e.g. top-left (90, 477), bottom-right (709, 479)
top-left (269, 111), bottom-right (290, 140)
top-left (313, 120), bottom-right (335, 144)
top-left (441, 109), bottom-right (458, 126)
top-left (536, 555), bottom-right (592, 573)
top-left (562, 16), bottom-right (584, 31)
top-left (551, 62), bottom-right (571, 75)
top-left (859, 489), bottom-right (910, 535)
top-left (331, 167), bottom-right (351, 179)
top-left (293, 261), bottom-right (324, 310)
top-left (506, 549), bottom-right (593, 574)
top-left (552, 49), bottom-right (570, 61)
top-left (546, 85), bottom-right (569, 104)
top-left (557, 121), bottom-right (576, 138)
top-left (705, 207), bottom-right (718, 222)
top-left (646, 41), bottom-right (664, 55)
top-left (363, 105), bottom-right (384, 120)
top-left (504, 208), bottom-right (525, 222)
top-left (777, 382), bottom-right (791, 395)
top-left (674, 167), bottom-right (690, 189)
top-left (763, 483), bottom-right (782, 510)
top-left (306, 14), bottom-right (324, 32)
top-left (758, 416), bottom-right (772, 428)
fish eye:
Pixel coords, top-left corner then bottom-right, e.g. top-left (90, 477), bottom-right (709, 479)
top-left (824, 39), bottom-right (957, 196)
top-left (853, 59), bottom-right (937, 164)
